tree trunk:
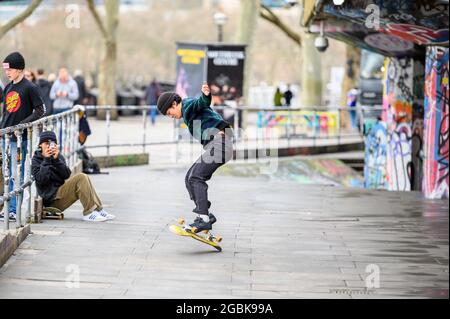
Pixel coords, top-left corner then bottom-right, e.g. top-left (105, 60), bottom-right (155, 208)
top-left (97, 40), bottom-right (118, 120)
top-left (300, 31), bottom-right (322, 107)
top-left (87, 0), bottom-right (119, 120)
top-left (236, 0), bottom-right (260, 105)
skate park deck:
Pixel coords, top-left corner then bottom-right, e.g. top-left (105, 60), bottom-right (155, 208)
top-left (0, 162), bottom-right (448, 299)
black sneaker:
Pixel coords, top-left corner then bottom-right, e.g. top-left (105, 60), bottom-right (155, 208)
top-left (208, 213), bottom-right (217, 225)
top-left (186, 215), bottom-right (214, 233)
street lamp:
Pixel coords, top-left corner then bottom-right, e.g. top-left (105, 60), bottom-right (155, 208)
top-left (213, 11), bottom-right (227, 42)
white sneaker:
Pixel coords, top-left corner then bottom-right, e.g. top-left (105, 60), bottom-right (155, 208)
top-left (97, 209), bottom-right (116, 220)
top-left (83, 211), bottom-right (107, 222)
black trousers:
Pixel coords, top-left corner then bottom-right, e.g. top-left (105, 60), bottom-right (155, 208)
top-left (185, 132), bottom-right (234, 216)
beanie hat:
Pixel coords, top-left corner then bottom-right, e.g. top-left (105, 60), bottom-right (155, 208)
top-left (3, 52), bottom-right (25, 70)
top-left (157, 92), bottom-right (178, 115)
top-left (39, 131), bottom-right (57, 145)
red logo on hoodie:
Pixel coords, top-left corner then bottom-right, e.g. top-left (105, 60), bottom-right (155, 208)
top-left (5, 91), bottom-right (21, 113)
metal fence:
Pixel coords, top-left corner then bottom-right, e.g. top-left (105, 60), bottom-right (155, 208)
top-left (84, 104), bottom-right (370, 158)
top-left (0, 107), bottom-right (81, 231)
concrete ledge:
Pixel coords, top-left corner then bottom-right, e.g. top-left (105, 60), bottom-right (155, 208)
top-left (0, 224), bottom-right (31, 268)
top-left (95, 153), bottom-right (149, 168)
top-left (234, 142), bottom-right (364, 160)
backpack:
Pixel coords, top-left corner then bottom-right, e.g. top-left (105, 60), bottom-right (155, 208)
top-left (78, 148), bottom-right (102, 174)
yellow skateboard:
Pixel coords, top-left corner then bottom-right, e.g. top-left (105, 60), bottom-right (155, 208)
top-left (169, 218), bottom-right (222, 252)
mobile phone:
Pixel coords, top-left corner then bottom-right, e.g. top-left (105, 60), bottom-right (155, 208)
top-left (50, 141), bottom-right (56, 149)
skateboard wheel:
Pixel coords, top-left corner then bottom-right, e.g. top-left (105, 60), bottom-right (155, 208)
top-left (178, 218), bottom-right (185, 225)
top-left (202, 230), bottom-right (208, 234)
top-left (191, 226), bottom-right (198, 233)
top-left (215, 236), bottom-right (222, 243)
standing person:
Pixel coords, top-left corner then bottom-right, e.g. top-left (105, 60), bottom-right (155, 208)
top-left (48, 73), bottom-right (56, 86)
top-left (36, 69), bottom-right (53, 115)
top-left (24, 69), bottom-right (37, 84)
top-left (0, 52), bottom-right (46, 221)
top-left (144, 79), bottom-right (161, 125)
top-left (50, 68), bottom-right (79, 114)
top-left (284, 84), bottom-right (293, 107)
top-left (73, 69), bottom-right (87, 105)
top-left (274, 87), bottom-right (283, 107)
top-left (47, 73), bottom-right (56, 110)
top-left (347, 87), bottom-right (359, 129)
top-left (157, 82), bottom-right (233, 233)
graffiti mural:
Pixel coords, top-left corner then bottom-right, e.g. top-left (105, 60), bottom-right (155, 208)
top-left (382, 57), bottom-right (414, 191)
top-left (257, 111), bottom-right (339, 137)
top-left (364, 121), bottom-right (388, 189)
top-left (312, 0), bottom-right (449, 57)
top-left (423, 46), bottom-right (449, 199)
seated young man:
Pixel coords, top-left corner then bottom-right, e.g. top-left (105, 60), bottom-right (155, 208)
top-left (31, 131), bottom-right (115, 222)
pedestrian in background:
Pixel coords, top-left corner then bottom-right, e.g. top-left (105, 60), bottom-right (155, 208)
top-left (50, 68), bottom-right (79, 114)
top-left (284, 84), bottom-right (293, 107)
top-left (347, 87), bottom-right (359, 129)
top-left (74, 69), bottom-right (87, 106)
top-left (274, 87), bottom-right (283, 107)
top-left (24, 69), bottom-right (37, 84)
top-left (36, 69), bottom-right (53, 115)
top-left (144, 78), bottom-right (161, 125)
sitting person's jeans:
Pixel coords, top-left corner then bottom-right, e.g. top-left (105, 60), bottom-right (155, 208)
top-left (48, 173), bottom-right (103, 216)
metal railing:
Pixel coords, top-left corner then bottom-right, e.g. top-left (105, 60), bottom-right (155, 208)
top-left (84, 104), bottom-right (368, 159)
top-left (0, 107), bottom-right (81, 231)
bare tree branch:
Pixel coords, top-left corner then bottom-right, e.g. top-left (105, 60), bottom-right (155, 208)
top-left (260, 4), bottom-right (301, 47)
top-left (86, 0), bottom-right (108, 40)
top-left (0, 0), bottom-right (43, 39)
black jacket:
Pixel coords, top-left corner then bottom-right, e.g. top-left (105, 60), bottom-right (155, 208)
top-left (31, 150), bottom-right (72, 206)
top-left (37, 78), bottom-right (53, 115)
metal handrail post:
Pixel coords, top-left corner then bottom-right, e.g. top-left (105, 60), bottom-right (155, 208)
top-left (106, 108), bottom-right (111, 158)
top-left (142, 108), bottom-right (148, 154)
top-left (3, 133), bottom-right (11, 230)
top-left (337, 107), bottom-right (341, 145)
top-left (15, 129), bottom-right (23, 228)
top-left (26, 127), bottom-right (33, 223)
top-left (313, 109), bottom-right (317, 147)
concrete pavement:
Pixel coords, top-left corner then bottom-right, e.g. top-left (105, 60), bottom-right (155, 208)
top-left (0, 162), bottom-right (448, 299)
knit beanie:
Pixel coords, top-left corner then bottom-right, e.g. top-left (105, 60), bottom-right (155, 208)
top-left (39, 131), bottom-right (57, 145)
top-left (3, 52), bottom-right (25, 70)
top-left (157, 92), bottom-right (179, 115)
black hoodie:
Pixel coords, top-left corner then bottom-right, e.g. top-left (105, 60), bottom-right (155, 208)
top-left (31, 150), bottom-right (72, 206)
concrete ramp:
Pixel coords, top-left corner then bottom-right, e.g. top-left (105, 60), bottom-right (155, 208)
top-left (218, 158), bottom-right (364, 188)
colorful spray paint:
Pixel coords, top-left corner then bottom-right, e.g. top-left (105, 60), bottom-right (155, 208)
top-left (423, 47), bottom-right (449, 199)
top-left (382, 57), bottom-right (414, 191)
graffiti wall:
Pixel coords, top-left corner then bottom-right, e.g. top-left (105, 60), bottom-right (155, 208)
top-left (364, 57), bottom-right (418, 191)
top-left (257, 111), bottom-right (339, 137)
top-left (423, 47), bottom-right (449, 199)
top-left (314, 0), bottom-right (449, 57)
top-left (382, 57), bottom-right (414, 191)
top-left (364, 121), bottom-right (388, 189)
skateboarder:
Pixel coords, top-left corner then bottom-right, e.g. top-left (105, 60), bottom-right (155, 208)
top-left (157, 82), bottom-right (233, 233)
